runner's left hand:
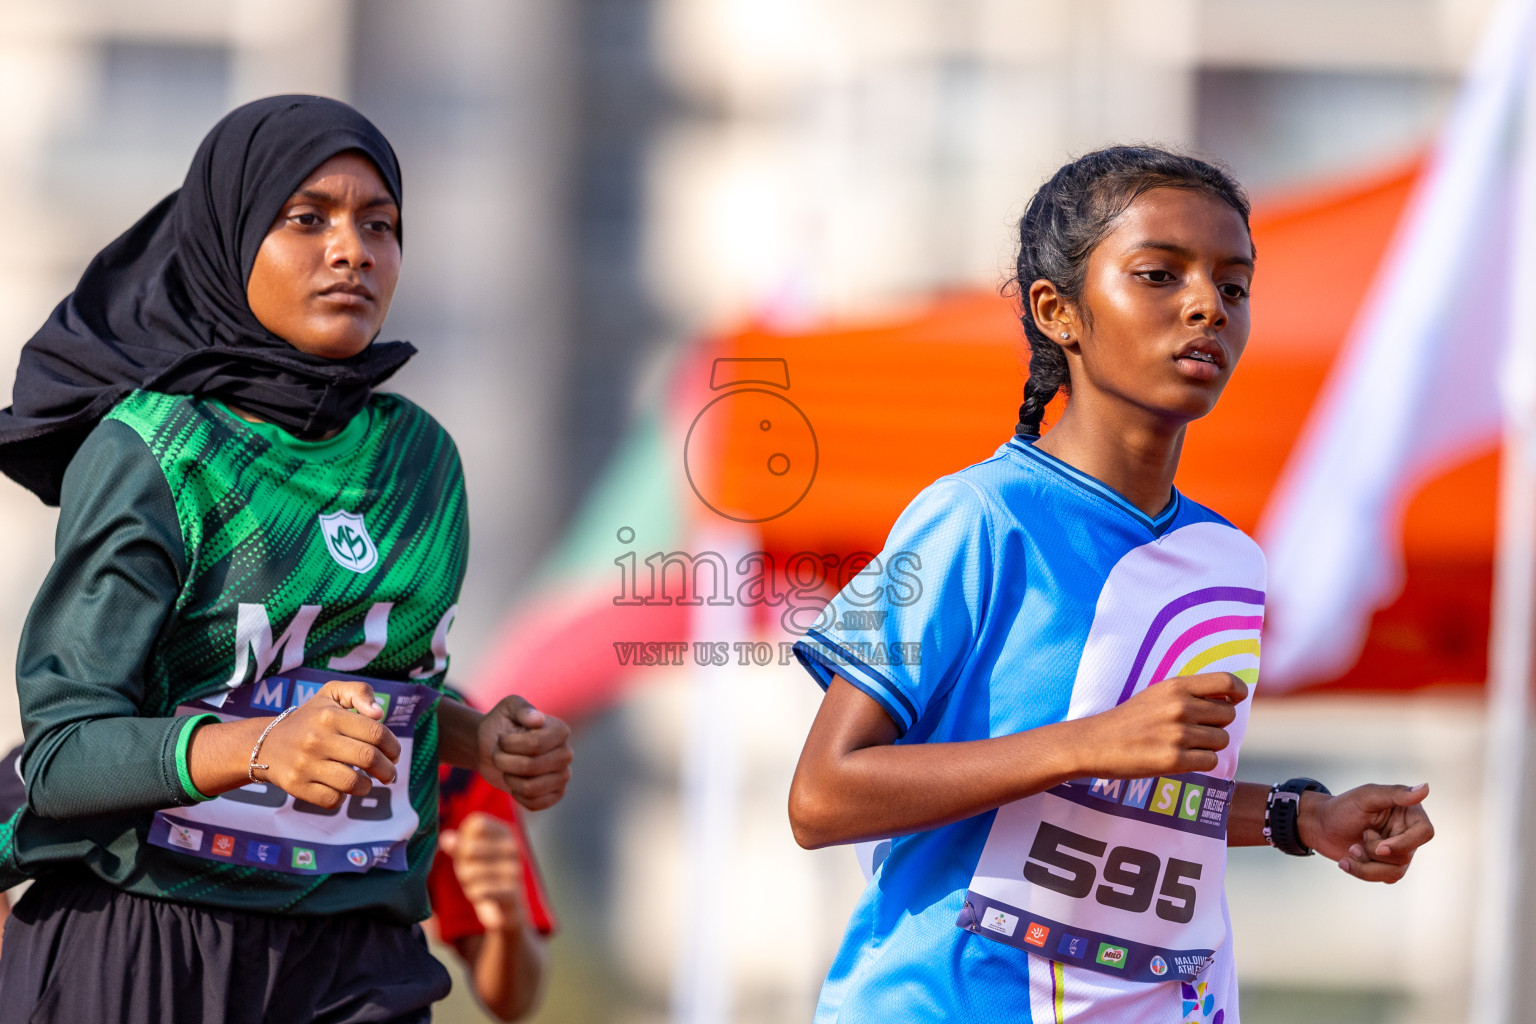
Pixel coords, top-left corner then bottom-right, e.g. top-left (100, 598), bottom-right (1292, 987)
top-left (476, 697), bottom-right (573, 811)
top-left (1299, 783), bottom-right (1434, 883)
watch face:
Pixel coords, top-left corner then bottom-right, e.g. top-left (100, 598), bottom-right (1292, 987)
top-left (685, 386), bottom-right (819, 523)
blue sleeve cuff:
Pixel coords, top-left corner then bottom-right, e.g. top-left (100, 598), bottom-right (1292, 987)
top-left (793, 631), bottom-right (920, 735)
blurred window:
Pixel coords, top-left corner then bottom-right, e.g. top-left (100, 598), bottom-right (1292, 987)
top-left (1196, 68), bottom-right (1455, 193)
top-left (47, 40), bottom-right (232, 209)
top-left (92, 41), bottom-right (231, 146)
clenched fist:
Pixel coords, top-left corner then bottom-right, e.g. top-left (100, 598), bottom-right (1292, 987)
top-left (252, 680), bottom-right (400, 808)
top-left (440, 812), bottom-right (526, 932)
top-left (1301, 783), bottom-right (1434, 883)
top-left (476, 697), bottom-right (573, 811)
top-left (1068, 672), bottom-right (1248, 779)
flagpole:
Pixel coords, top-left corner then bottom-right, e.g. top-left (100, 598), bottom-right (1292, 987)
top-left (672, 528), bottom-right (751, 1024)
top-left (1469, 43), bottom-right (1536, 1024)
top-left (1471, 432), bottom-right (1536, 1024)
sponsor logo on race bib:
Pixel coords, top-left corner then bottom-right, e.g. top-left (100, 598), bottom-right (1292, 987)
top-left (347, 848), bottom-right (369, 868)
top-left (981, 908), bottom-right (1019, 937)
top-left (1024, 922), bottom-right (1051, 948)
top-left (168, 824), bottom-right (203, 851)
top-left (211, 834), bottom-right (235, 857)
top-left (1150, 778), bottom-right (1182, 815)
top-left (318, 511), bottom-right (380, 574)
top-left (387, 695), bottom-right (422, 728)
top-left (1150, 955), bottom-right (1169, 976)
top-left (1058, 933), bottom-right (1089, 959)
top-left (247, 840), bottom-right (280, 866)
top-left (1097, 943), bottom-right (1128, 968)
top-left (251, 677), bottom-right (289, 712)
top-left (1175, 953), bottom-right (1214, 976)
top-left (1180, 784), bottom-right (1205, 822)
top-left (1122, 777), bottom-right (1155, 809)
top-left (292, 847), bottom-right (317, 870)
top-left (1083, 773), bottom-right (1228, 830)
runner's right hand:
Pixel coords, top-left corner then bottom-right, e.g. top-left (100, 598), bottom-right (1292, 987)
top-left (439, 812), bottom-right (527, 932)
top-left (1069, 672), bottom-right (1247, 778)
top-left (252, 680), bottom-right (401, 807)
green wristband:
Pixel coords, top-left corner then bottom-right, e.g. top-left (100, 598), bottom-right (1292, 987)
top-left (175, 713), bottom-right (223, 803)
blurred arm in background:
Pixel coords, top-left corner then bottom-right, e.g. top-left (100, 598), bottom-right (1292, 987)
top-left (430, 765), bottom-right (559, 1021)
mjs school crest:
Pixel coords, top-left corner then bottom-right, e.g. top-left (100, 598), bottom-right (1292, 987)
top-left (318, 511), bottom-right (380, 573)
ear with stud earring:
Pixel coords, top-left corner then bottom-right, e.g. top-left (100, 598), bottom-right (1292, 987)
top-left (1060, 332), bottom-right (1069, 340)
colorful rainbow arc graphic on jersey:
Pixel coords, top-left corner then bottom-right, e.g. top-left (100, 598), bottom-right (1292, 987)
top-left (1116, 586), bottom-right (1266, 705)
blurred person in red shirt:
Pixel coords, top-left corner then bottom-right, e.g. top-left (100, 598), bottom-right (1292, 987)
top-left (431, 764), bottom-right (559, 1021)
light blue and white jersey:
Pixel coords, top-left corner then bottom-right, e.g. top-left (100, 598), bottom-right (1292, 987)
top-left (794, 435), bottom-right (1265, 1024)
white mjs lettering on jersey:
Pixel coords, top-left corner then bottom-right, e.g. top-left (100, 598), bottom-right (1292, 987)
top-left (224, 602), bottom-right (459, 687)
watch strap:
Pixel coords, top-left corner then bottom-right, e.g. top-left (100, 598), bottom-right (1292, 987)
top-left (1263, 777), bottom-right (1330, 856)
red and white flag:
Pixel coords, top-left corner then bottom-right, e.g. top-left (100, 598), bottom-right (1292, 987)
top-left (1257, 0), bottom-right (1536, 690)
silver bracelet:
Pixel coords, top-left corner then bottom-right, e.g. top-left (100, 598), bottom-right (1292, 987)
top-left (248, 706), bottom-right (298, 784)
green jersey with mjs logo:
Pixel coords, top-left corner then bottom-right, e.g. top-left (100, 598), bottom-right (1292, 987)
top-left (0, 390), bottom-right (468, 922)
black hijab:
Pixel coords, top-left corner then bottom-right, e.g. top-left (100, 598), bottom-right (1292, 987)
top-left (0, 94), bottom-right (415, 505)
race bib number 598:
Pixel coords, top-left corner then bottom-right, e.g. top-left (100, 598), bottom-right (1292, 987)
top-left (148, 668), bottom-right (437, 876)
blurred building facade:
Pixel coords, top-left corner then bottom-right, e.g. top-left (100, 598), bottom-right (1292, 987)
top-left (0, 2), bottom-right (1503, 1023)
top-left (642, 0), bottom-right (1480, 330)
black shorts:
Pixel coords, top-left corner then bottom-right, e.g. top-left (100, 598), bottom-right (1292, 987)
top-left (0, 871), bottom-right (452, 1024)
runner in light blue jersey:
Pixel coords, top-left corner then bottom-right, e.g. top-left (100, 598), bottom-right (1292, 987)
top-left (789, 146), bottom-right (1435, 1024)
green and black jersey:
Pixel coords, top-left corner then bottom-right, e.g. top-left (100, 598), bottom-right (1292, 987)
top-left (0, 390), bottom-right (468, 923)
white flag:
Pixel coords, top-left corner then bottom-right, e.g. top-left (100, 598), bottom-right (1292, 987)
top-left (1257, 0), bottom-right (1536, 689)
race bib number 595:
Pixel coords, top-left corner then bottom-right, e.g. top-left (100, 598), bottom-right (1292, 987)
top-left (958, 774), bottom-right (1232, 984)
top-left (1024, 822), bottom-right (1202, 923)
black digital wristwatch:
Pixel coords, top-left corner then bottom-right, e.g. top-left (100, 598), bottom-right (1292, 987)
top-left (1263, 777), bottom-right (1330, 857)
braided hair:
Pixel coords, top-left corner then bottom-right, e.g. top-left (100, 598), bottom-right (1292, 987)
top-left (1013, 146), bottom-right (1251, 436)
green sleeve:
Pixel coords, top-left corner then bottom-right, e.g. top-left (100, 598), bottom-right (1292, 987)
top-left (16, 418), bottom-right (208, 817)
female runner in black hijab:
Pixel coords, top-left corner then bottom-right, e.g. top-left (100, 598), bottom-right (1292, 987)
top-left (0, 95), bottom-right (414, 503)
top-left (0, 96), bottom-right (572, 1024)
